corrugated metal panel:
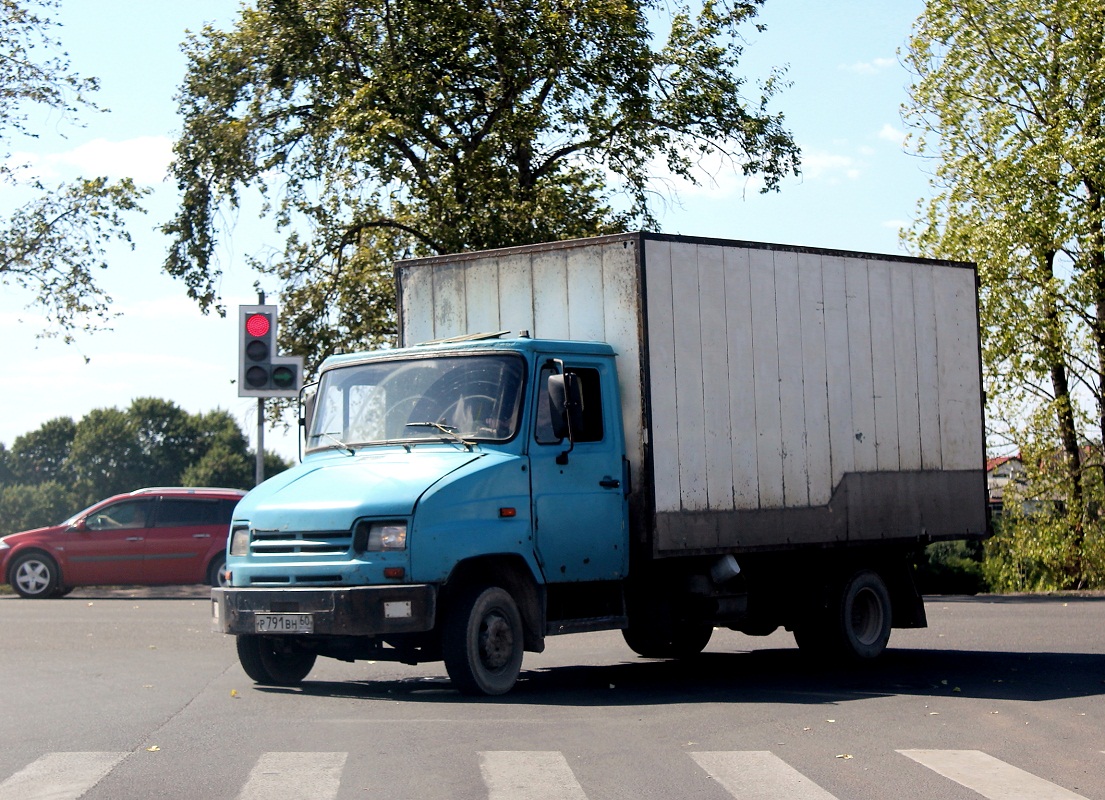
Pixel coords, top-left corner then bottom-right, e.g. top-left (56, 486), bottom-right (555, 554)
top-left (641, 238), bottom-right (983, 522)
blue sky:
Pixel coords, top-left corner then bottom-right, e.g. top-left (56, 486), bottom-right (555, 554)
top-left (1, 0), bottom-right (928, 463)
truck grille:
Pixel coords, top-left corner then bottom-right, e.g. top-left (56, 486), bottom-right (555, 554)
top-left (249, 529), bottom-right (352, 556)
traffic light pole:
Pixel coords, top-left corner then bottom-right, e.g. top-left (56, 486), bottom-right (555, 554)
top-left (256, 396), bottom-right (265, 487)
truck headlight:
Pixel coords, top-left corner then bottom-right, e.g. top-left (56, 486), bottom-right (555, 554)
top-left (352, 521), bottom-right (407, 552)
top-left (229, 526), bottom-right (251, 556)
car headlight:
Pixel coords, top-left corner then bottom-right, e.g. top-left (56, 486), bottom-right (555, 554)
top-left (0, 540), bottom-right (9, 551)
top-left (352, 521), bottom-right (407, 553)
top-left (229, 526), bottom-right (251, 556)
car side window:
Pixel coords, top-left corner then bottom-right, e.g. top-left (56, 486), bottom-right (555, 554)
top-left (85, 500), bottom-right (153, 531)
top-left (535, 365), bottom-right (605, 444)
top-left (155, 499), bottom-right (220, 527)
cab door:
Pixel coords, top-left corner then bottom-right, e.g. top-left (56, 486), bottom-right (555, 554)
top-left (529, 358), bottom-right (628, 583)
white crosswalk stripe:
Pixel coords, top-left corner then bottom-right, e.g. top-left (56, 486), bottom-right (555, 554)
top-left (0, 748), bottom-right (1098, 799)
top-left (691, 751), bottom-right (840, 800)
top-left (898, 749), bottom-right (1089, 800)
top-left (234, 751), bottom-right (347, 800)
top-left (0, 752), bottom-right (128, 800)
top-left (479, 751), bottom-right (589, 800)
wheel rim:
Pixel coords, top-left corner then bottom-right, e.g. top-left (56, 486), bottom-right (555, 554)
top-left (849, 587), bottom-right (885, 646)
top-left (478, 610), bottom-right (514, 671)
top-left (16, 560), bottom-right (51, 595)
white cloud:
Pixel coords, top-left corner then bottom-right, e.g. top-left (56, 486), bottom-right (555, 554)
top-left (840, 57), bottom-right (898, 75)
top-left (5, 136), bottom-right (174, 184)
top-left (802, 151), bottom-right (862, 182)
top-left (877, 123), bottom-right (906, 144)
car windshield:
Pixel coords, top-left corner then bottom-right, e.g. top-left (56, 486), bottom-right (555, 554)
top-left (307, 353), bottom-right (525, 450)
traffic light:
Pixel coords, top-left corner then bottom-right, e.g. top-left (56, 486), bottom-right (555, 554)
top-left (238, 305), bottom-right (304, 398)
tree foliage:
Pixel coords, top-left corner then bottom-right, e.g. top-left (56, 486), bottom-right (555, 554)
top-left (902, 0), bottom-right (1105, 588)
top-left (0, 0), bottom-right (149, 341)
top-left (165, 0), bottom-right (799, 368)
top-left (0, 399), bottom-right (290, 536)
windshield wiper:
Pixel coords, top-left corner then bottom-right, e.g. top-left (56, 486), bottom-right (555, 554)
top-left (405, 421), bottom-right (473, 449)
top-left (318, 431), bottom-right (356, 456)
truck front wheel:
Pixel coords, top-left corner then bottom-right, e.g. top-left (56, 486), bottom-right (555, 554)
top-left (794, 569), bottom-right (892, 661)
top-left (236, 635), bottom-right (317, 686)
top-left (442, 586), bottom-right (524, 696)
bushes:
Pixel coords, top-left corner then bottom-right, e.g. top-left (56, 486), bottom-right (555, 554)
top-left (981, 512), bottom-right (1105, 592)
top-left (914, 512), bottom-right (1105, 595)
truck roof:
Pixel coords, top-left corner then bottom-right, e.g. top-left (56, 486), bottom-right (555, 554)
top-left (319, 335), bottom-right (616, 373)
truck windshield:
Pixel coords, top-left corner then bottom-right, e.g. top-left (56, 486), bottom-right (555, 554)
top-left (307, 354), bottom-right (525, 450)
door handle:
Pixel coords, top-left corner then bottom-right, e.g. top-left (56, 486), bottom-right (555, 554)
top-left (126, 536), bottom-right (144, 542)
top-left (599, 477), bottom-right (621, 489)
top-left (193, 533), bottom-right (211, 539)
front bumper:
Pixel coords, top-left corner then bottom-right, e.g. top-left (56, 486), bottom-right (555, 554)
top-left (212, 584), bottom-right (437, 636)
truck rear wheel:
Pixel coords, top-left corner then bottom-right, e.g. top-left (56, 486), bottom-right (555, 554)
top-left (442, 586), bottom-right (524, 696)
top-left (794, 569), bottom-right (892, 661)
top-left (236, 635), bottom-right (317, 686)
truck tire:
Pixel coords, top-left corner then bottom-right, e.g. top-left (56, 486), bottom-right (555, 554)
top-left (236, 635), bottom-right (317, 686)
top-left (622, 620), bottom-right (713, 659)
top-left (794, 569), bottom-right (892, 661)
top-left (442, 586), bottom-right (524, 696)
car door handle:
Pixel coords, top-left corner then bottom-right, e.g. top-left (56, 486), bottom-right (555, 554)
top-left (126, 536), bottom-right (144, 542)
top-left (192, 533), bottom-right (211, 539)
top-left (599, 477), bottom-right (621, 489)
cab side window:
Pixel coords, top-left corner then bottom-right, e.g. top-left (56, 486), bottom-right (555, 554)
top-left (535, 365), bottom-right (604, 444)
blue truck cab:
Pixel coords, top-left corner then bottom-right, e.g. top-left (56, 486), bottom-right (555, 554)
top-left (213, 334), bottom-right (631, 694)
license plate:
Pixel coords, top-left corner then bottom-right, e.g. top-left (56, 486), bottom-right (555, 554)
top-left (254, 614), bottom-right (314, 634)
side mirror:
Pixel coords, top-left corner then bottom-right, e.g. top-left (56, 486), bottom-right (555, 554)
top-left (547, 372), bottom-right (584, 463)
top-left (68, 519), bottom-right (87, 533)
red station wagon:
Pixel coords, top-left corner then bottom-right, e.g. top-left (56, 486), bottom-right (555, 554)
top-left (0, 487), bottom-right (245, 598)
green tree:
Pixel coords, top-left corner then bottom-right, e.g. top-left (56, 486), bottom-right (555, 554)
top-left (902, 0), bottom-right (1105, 588)
top-left (0, 0), bottom-right (149, 341)
top-left (0, 480), bottom-right (76, 536)
top-left (164, 0), bottom-right (799, 368)
top-left (66, 407), bottom-right (144, 505)
top-left (8, 416), bottom-right (75, 484)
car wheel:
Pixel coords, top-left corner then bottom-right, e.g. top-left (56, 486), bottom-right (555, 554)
top-left (10, 552), bottom-right (61, 599)
top-left (207, 553), bottom-right (228, 588)
top-left (236, 635), bottom-right (317, 686)
top-left (442, 585), bottom-right (524, 696)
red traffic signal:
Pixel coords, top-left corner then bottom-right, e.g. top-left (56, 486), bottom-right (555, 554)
top-left (238, 305), bottom-right (303, 398)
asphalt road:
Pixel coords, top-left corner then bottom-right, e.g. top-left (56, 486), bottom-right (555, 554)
top-left (1, 589), bottom-right (1104, 799)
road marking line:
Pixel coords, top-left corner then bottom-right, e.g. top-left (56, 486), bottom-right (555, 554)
top-left (898, 749), bottom-right (1088, 799)
top-left (234, 752), bottom-right (346, 800)
top-left (480, 751), bottom-right (588, 800)
top-left (0, 752), bottom-right (128, 800)
top-left (691, 751), bottom-right (839, 799)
